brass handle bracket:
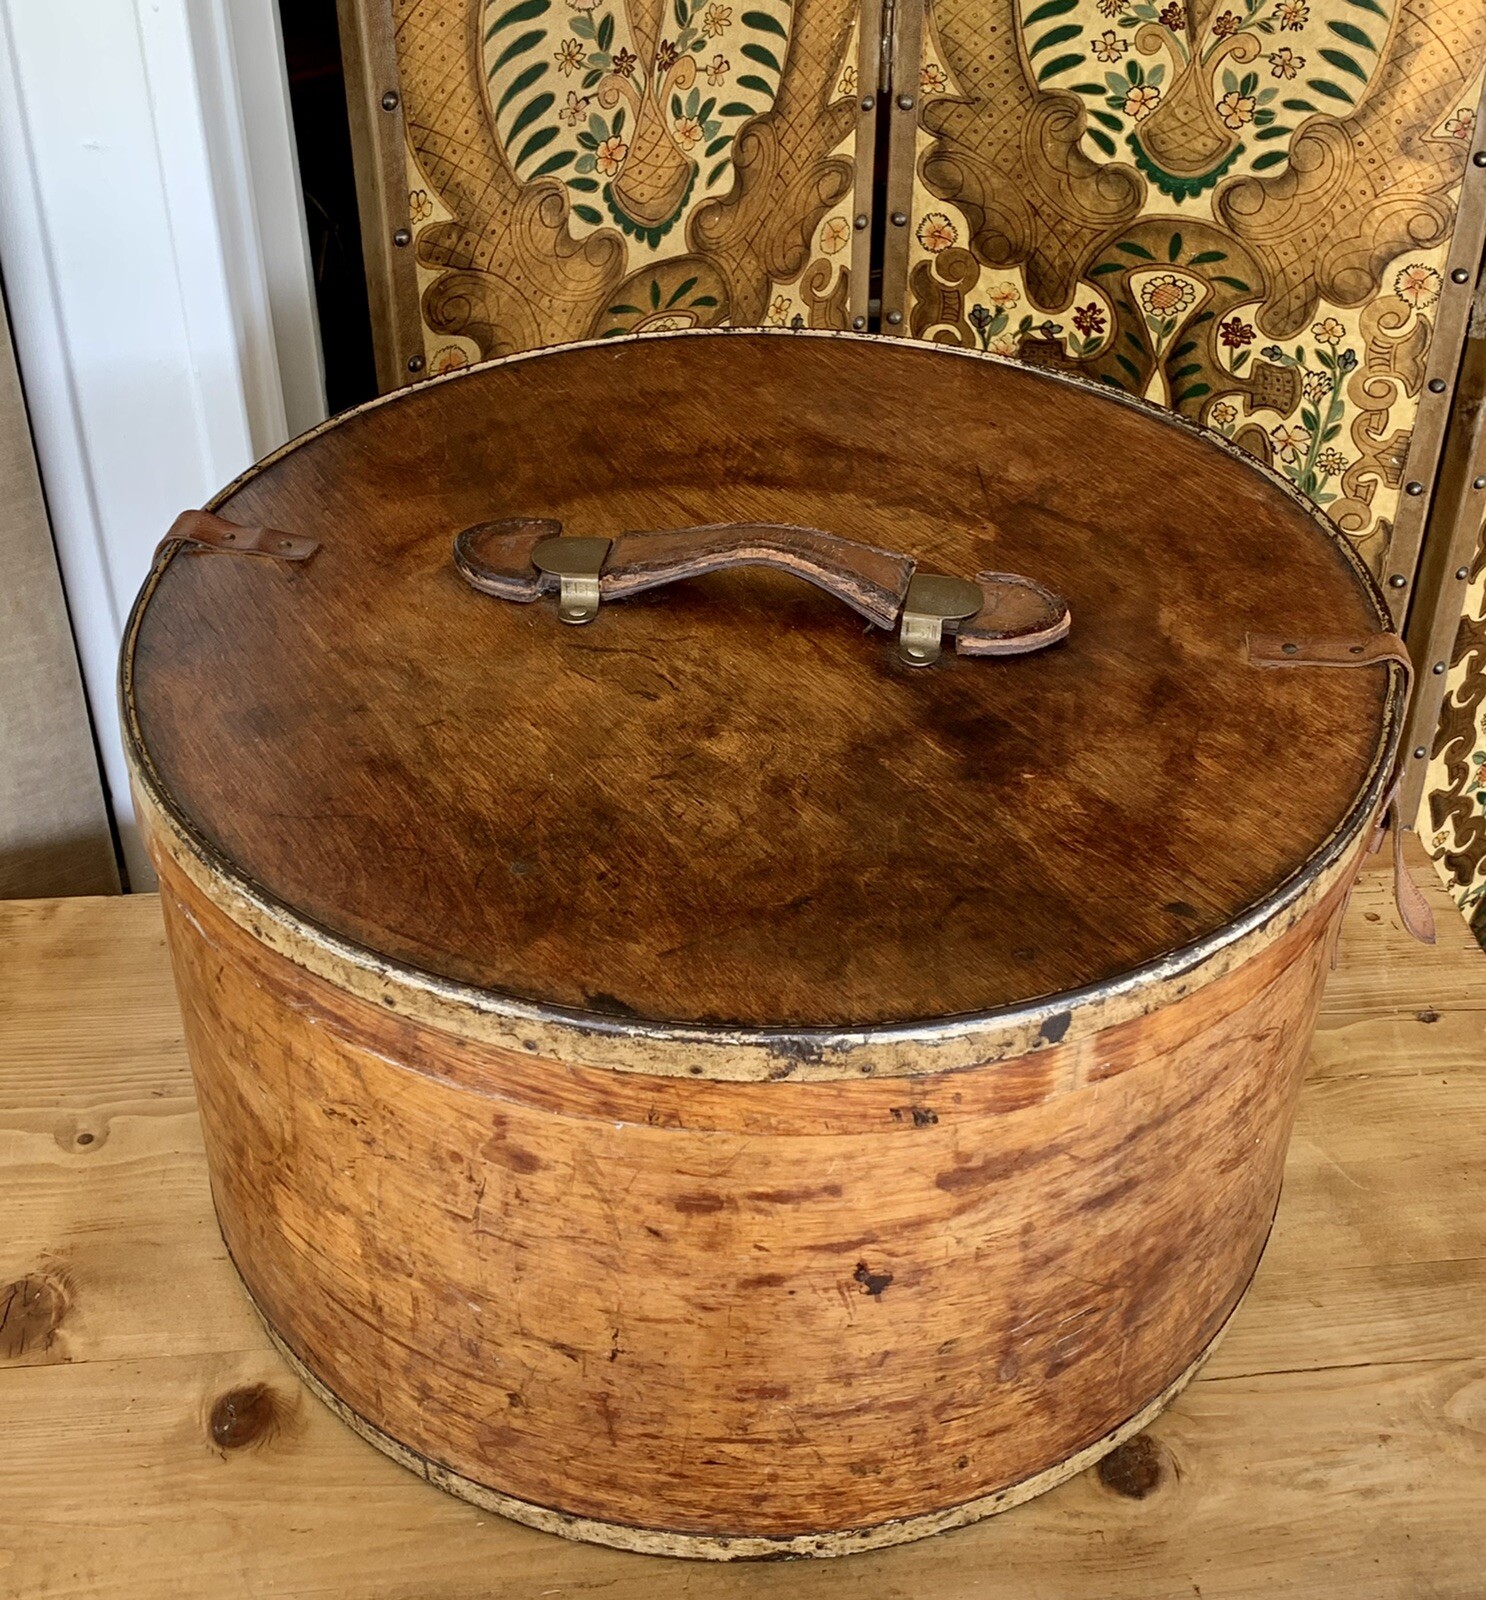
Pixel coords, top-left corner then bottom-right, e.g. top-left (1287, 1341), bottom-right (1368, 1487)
top-left (532, 535), bottom-right (612, 625)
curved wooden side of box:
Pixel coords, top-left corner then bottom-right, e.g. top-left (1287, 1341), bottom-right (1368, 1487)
top-left (150, 845), bottom-right (1358, 1557)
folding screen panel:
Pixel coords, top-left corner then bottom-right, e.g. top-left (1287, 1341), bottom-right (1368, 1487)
top-left (885, 0), bottom-right (1486, 606)
top-left (340, 0), bottom-right (880, 388)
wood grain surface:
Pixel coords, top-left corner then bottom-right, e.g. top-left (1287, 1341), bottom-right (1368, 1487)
top-left (2, 843), bottom-right (1482, 1595)
top-left (126, 331), bottom-right (1400, 1030)
top-left (147, 842), bottom-right (1347, 1549)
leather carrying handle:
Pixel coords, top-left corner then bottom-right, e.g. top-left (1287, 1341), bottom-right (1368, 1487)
top-left (453, 517), bottom-right (1071, 665)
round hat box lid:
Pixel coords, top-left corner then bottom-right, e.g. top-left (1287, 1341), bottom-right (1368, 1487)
top-left (124, 331), bottom-right (1401, 1036)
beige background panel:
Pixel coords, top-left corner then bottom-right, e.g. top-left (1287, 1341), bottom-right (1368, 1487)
top-left (0, 306), bottom-right (117, 899)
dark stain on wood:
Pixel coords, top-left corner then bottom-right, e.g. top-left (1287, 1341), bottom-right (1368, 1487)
top-left (854, 1263), bottom-right (894, 1297)
top-left (0, 1271), bottom-right (70, 1364)
top-left (746, 1184), bottom-right (844, 1205)
top-left (674, 1191), bottom-right (727, 1215)
top-left (1039, 1012), bottom-right (1072, 1046)
top-left (209, 1383), bottom-right (295, 1452)
top-left (1096, 1432), bottom-right (1168, 1498)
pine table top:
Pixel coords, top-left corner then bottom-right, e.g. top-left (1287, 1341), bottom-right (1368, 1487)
top-left (1, 841), bottom-right (1482, 1599)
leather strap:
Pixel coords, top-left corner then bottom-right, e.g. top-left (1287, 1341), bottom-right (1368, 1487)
top-left (454, 517), bottom-right (1070, 657)
top-left (160, 510), bottom-right (318, 563)
top-left (1249, 632), bottom-right (1432, 944)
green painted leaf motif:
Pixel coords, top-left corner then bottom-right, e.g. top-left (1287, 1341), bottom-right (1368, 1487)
top-left (1328, 18), bottom-right (1375, 49)
top-left (1167, 231), bottom-right (1182, 262)
top-left (1090, 260), bottom-right (1123, 275)
top-left (495, 61), bottom-right (546, 119)
top-left (515, 125), bottom-right (560, 168)
top-left (1036, 52), bottom-right (1085, 82)
top-left (1306, 77), bottom-right (1355, 105)
top-left (1090, 108), bottom-right (1123, 130)
top-left (1281, 97), bottom-right (1317, 113)
top-left (667, 275), bottom-right (699, 306)
top-left (1251, 148), bottom-right (1289, 169)
top-left (706, 158), bottom-right (730, 184)
top-left (484, 0), bottom-right (550, 41)
top-left (741, 41), bottom-right (782, 74)
top-left (1319, 47), bottom-right (1369, 83)
top-left (607, 302), bottom-right (643, 315)
top-left (1029, 22), bottom-right (1082, 57)
top-left (490, 28), bottom-right (545, 74)
top-left (573, 202), bottom-right (603, 223)
top-left (1088, 126), bottom-right (1116, 155)
top-left (1115, 352), bottom-right (1142, 380)
top-left (509, 91), bottom-right (555, 145)
top-left (597, 11), bottom-right (614, 49)
top-left (530, 148), bottom-right (575, 177)
top-left (1345, 0), bottom-right (1387, 15)
top-left (1213, 274), bottom-right (1251, 290)
top-left (741, 9), bottom-right (787, 35)
top-left (1173, 383), bottom-right (1210, 404)
top-left (1188, 250), bottom-right (1226, 264)
top-left (693, 295), bottom-right (719, 307)
top-left (569, 173), bottom-right (599, 189)
top-left (736, 73), bottom-right (772, 94)
top-left (1171, 362), bottom-right (1201, 380)
top-left (718, 100), bottom-right (755, 115)
top-left (1117, 240), bottom-right (1154, 258)
top-left (1023, 0), bottom-right (1079, 25)
top-left (1255, 124), bottom-right (1292, 140)
top-left (649, 278), bottom-right (662, 308)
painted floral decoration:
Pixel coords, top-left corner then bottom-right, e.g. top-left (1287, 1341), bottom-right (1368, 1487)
top-left (922, 62), bottom-right (949, 94)
top-left (1267, 47), bottom-right (1303, 77)
top-left (768, 293), bottom-right (791, 324)
top-left (838, 64), bottom-right (857, 98)
top-left (555, 37), bottom-right (585, 73)
top-left (1273, 0), bottom-right (1308, 28)
top-left (1443, 107), bottom-right (1476, 141)
top-left (1219, 316), bottom-right (1254, 348)
top-left (595, 135), bottom-right (628, 176)
top-left (1093, 29), bottom-right (1128, 61)
top-left (1140, 273), bottom-right (1196, 317)
top-left (409, 189), bottom-right (433, 223)
top-left (917, 212), bottom-right (958, 252)
top-left (1312, 316), bottom-right (1346, 343)
top-left (1211, 10), bottom-right (1240, 36)
top-left (1210, 401), bottom-right (1238, 427)
top-left (705, 53), bottom-right (730, 84)
top-left (1217, 91), bottom-right (1256, 130)
top-left (820, 215), bottom-right (851, 254)
top-left (1395, 263), bottom-right (1442, 308)
top-left (1072, 302), bottom-right (1107, 336)
top-left (1124, 84), bottom-right (1161, 120)
top-left (430, 345), bottom-right (469, 375)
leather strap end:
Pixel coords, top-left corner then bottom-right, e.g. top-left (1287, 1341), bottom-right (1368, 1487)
top-left (161, 510), bottom-right (318, 563)
top-left (955, 573), bottom-right (1070, 657)
top-left (1247, 632), bottom-right (1412, 675)
top-left (1390, 806), bottom-right (1437, 947)
top-left (454, 518), bottom-right (564, 601)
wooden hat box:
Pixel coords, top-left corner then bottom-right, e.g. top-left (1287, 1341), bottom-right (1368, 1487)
top-left (122, 329), bottom-right (1411, 1559)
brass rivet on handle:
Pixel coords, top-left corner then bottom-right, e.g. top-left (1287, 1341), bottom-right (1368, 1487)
top-left (1428, 378), bottom-right (1445, 393)
top-left (1432, 662), bottom-right (1446, 675)
top-left (1451, 268), bottom-right (1470, 283)
top-left (860, 95), bottom-right (875, 111)
top-left (381, 90), bottom-right (400, 111)
top-left (892, 212), bottom-right (907, 226)
top-left (407, 355), bottom-right (424, 373)
top-left (886, 311), bottom-right (903, 326)
top-left (1388, 574), bottom-right (1407, 588)
top-left (897, 94), bottom-right (915, 110)
top-left (1404, 481), bottom-right (1423, 496)
top-left (1414, 746), bottom-right (1427, 760)
top-left (852, 316), bottom-right (866, 330)
top-left (1474, 477), bottom-right (1486, 490)
top-left (394, 228), bottom-right (411, 247)
top-left (1458, 566), bottom-right (1471, 580)
top-left (854, 214), bottom-right (869, 229)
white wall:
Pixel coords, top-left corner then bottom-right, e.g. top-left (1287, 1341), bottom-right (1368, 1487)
top-left (0, 0), bottom-right (324, 885)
